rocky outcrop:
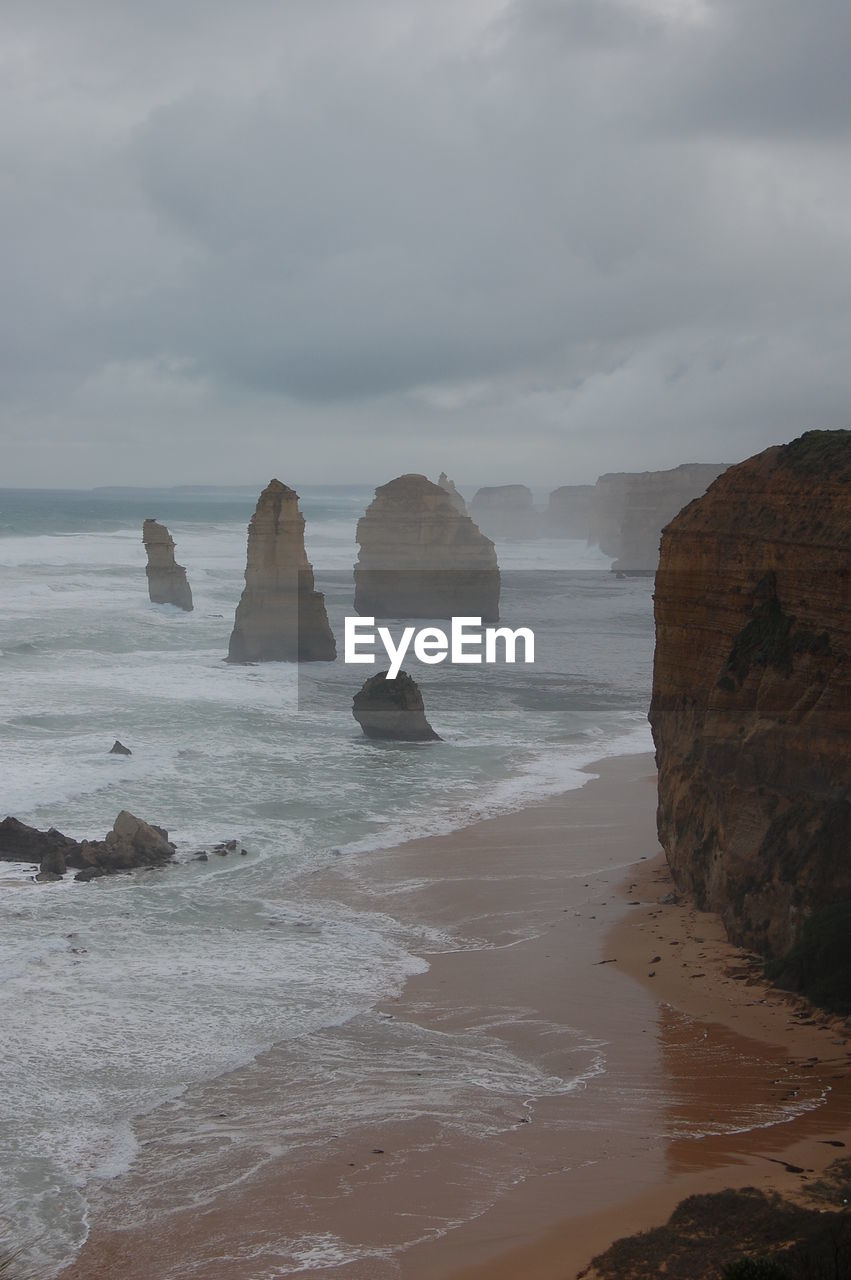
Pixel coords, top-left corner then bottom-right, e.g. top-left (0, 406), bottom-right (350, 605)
top-left (109, 739), bottom-right (132, 756)
top-left (469, 485), bottom-right (543, 539)
top-left (0, 811), bottom-right (177, 882)
top-left (354, 474), bottom-right (500, 621)
top-left (589, 464), bottom-right (729, 571)
top-left (142, 520), bottom-right (194, 610)
top-left (227, 480), bottom-right (336, 663)
top-left (650, 430), bottom-right (851, 960)
top-left (437, 472), bottom-right (466, 514)
top-left (352, 671), bottom-right (441, 741)
top-left (546, 485), bottom-right (595, 538)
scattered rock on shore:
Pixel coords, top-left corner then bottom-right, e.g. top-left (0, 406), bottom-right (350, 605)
top-left (0, 811), bottom-right (177, 882)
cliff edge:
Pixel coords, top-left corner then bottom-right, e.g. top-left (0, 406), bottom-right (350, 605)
top-left (650, 430), bottom-right (850, 960)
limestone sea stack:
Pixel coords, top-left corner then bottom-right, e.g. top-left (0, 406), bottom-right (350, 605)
top-left (650, 430), bottom-right (851, 961)
top-left (469, 484), bottom-right (543, 539)
top-left (142, 520), bottom-right (193, 610)
top-left (546, 485), bottom-right (595, 538)
top-left (227, 480), bottom-right (336, 663)
top-left (354, 474), bottom-right (500, 621)
top-left (352, 671), bottom-right (441, 741)
top-left (437, 472), bottom-right (466, 514)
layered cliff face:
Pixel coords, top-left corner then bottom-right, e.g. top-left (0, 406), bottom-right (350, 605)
top-left (469, 484), bottom-right (543, 539)
top-left (589, 465), bottom-right (728, 570)
top-left (546, 485), bottom-right (595, 538)
top-left (227, 480), bottom-right (336, 663)
top-left (354, 474), bottom-right (500, 621)
top-left (437, 472), bottom-right (466, 514)
top-left (142, 520), bottom-right (193, 611)
top-left (650, 431), bottom-right (851, 959)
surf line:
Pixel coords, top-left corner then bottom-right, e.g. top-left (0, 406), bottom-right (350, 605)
top-left (344, 616), bottom-right (535, 679)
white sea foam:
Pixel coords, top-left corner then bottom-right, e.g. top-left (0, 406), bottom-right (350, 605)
top-left (0, 494), bottom-right (662, 1272)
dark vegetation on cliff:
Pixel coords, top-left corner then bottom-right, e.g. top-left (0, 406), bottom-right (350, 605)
top-left (777, 429), bottom-right (851, 481)
top-left (579, 1160), bottom-right (851, 1279)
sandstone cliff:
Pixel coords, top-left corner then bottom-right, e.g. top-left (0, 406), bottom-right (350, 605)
top-left (142, 520), bottom-right (193, 610)
top-left (354, 474), bottom-right (500, 621)
top-left (650, 430), bottom-right (851, 960)
top-left (227, 480), bottom-right (336, 663)
top-left (437, 472), bottom-right (466, 514)
top-left (546, 485), bottom-right (595, 538)
top-left (469, 484), bottom-right (543, 539)
top-left (589, 464), bottom-right (728, 570)
top-left (352, 671), bottom-right (441, 741)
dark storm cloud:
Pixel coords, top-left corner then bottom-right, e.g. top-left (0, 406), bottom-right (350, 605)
top-left (0, 0), bottom-right (849, 484)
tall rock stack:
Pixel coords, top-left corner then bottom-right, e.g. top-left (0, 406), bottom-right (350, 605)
top-left (650, 430), bottom-right (851, 960)
top-left (142, 520), bottom-right (193, 611)
top-left (227, 480), bottom-right (336, 663)
top-left (437, 472), bottom-right (466, 514)
top-left (354, 474), bottom-right (500, 621)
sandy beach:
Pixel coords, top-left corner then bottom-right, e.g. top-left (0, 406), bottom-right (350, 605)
top-left (57, 753), bottom-right (851, 1280)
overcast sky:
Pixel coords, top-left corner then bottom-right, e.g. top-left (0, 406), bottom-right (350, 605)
top-left (1, 0), bottom-right (849, 488)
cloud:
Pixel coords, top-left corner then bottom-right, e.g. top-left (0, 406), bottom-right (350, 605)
top-left (0, 0), bottom-right (848, 485)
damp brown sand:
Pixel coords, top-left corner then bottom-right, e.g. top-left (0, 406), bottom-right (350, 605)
top-left (58, 755), bottom-right (851, 1279)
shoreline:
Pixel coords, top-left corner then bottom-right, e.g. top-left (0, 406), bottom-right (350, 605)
top-left (56, 753), bottom-right (851, 1279)
top-left (450, 846), bottom-right (851, 1280)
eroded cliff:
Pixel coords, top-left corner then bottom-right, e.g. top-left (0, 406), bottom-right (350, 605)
top-left (589, 464), bottom-right (728, 570)
top-left (650, 430), bottom-right (851, 959)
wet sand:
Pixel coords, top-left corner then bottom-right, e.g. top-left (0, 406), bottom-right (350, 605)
top-left (58, 754), bottom-right (851, 1279)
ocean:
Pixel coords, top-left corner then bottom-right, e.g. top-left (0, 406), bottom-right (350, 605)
top-left (0, 485), bottom-right (655, 1272)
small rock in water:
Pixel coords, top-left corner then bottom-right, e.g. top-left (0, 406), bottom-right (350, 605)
top-left (109, 739), bottom-right (132, 756)
top-left (352, 671), bottom-right (441, 742)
